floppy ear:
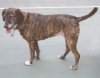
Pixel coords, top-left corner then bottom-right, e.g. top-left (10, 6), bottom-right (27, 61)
top-left (15, 9), bottom-right (24, 25)
top-left (2, 9), bottom-right (6, 21)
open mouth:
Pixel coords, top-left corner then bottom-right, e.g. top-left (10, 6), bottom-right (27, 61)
top-left (5, 24), bottom-right (13, 34)
top-left (6, 28), bottom-right (13, 33)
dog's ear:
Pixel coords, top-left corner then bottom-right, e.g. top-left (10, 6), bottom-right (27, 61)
top-left (2, 9), bottom-right (6, 21)
top-left (15, 9), bottom-right (24, 25)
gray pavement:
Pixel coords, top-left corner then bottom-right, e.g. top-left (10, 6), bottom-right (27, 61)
top-left (0, 1), bottom-right (100, 78)
top-left (0, 0), bottom-right (100, 8)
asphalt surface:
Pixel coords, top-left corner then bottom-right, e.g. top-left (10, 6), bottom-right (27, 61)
top-left (0, 0), bottom-right (100, 8)
top-left (0, 1), bottom-right (100, 78)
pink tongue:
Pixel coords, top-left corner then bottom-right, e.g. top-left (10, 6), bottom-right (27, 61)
top-left (6, 28), bottom-right (12, 34)
top-left (5, 24), bottom-right (13, 34)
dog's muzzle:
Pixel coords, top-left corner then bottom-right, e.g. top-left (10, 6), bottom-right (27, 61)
top-left (4, 24), bottom-right (17, 36)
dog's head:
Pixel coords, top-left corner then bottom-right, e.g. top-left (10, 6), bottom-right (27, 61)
top-left (2, 8), bottom-right (24, 33)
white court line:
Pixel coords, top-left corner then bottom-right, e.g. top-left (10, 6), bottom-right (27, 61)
top-left (0, 6), bottom-right (100, 9)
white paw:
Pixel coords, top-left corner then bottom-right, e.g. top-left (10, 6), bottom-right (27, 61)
top-left (70, 65), bottom-right (77, 70)
top-left (58, 54), bottom-right (62, 58)
top-left (24, 60), bottom-right (32, 66)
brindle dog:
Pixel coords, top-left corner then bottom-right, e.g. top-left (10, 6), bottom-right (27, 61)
top-left (2, 7), bottom-right (98, 70)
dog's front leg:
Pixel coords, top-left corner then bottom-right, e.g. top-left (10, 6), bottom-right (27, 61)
top-left (34, 41), bottom-right (40, 60)
top-left (25, 41), bottom-right (35, 66)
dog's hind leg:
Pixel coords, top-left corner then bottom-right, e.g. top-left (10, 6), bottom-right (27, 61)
top-left (70, 47), bottom-right (80, 70)
top-left (59, 41), bottom-right (70, 60)
top-left (69, 32), bottom-right (80, 70)
top-left (61, 30), bottom-right (80, 70)
top-left (34, 41), bottom-right (40, 60)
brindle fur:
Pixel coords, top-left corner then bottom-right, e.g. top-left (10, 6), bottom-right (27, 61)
top-left (2, 8), bottom-right (98, 70)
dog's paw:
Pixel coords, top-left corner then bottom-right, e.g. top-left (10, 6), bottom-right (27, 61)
top-left (24, 60), bottom-right (32, 66)
top-left (58, 54), bottom-right (62, 58)
top-left (70, 65), bottom-right (77, 70)
top-left (58, 54), bottom-right (65, 60)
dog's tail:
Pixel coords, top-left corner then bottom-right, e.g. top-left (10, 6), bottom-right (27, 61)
top-left (78, 7), bottom-right (98, 22)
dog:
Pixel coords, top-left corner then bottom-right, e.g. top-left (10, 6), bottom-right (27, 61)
top-left (2, 7), bottom-right (98, 70)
